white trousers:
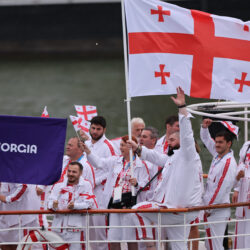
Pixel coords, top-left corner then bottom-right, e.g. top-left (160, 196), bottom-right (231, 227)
top-left (91, 184), bottom-right (109, 250)
top-left (204, 208), bottom-right (230, 250)
top-left (132, 201), bottom-right (197, 250)
top-left (234, 208), bottom-right (250, 249)
top-left (58, 230), bottom-right (85, 250)
top-left (108, 213), bottom-right (136, 241)
top-left (0, 219), bottom-right (38, 244)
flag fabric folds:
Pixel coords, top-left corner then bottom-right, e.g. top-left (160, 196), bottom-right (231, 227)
top-left (41, 106), bottom-right (49, 118)
top-left (0, 115), bottom-right (67, 185)
top-left (124, 0), bottom-right (250, 102)
top-left (74, 105), bottom-right (97, 121)
top-left (69, 115), bottom-right (91, 133)
top-left (220, 121), bottom-right (239, 137)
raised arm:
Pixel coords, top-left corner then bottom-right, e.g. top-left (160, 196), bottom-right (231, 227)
top-left (171, 87), bottom-right (196, 161)
top-left (80, 141), bottom-right (116, 171)
top-left (127, 140), bottom-right (168, 166)
top-left (200, 119), bottom-right (217, 157)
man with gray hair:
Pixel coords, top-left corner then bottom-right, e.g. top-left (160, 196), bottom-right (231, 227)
top-left (112, 117), bottom-right (146, 155)
top-left (131, 117), bottom-right (145, 141)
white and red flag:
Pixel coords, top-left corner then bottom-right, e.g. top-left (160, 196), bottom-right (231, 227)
top-left (124, 0), bottom-right (250, 102)
top-left (74, 105), bottom-right (97, 121)
top-left (41, 106), bottom-right (49, 118)
top-left (69, 115), bottom-right (90, 133)
top-left (220, 121), bottom-right (239, 137)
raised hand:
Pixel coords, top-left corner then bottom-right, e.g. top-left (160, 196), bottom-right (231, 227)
top-left (127, 140), bottom-right (139, 152)
top-left (202, 118), bottom-right (213, 129)
top-left (171, 87), bottom-right (185, 107)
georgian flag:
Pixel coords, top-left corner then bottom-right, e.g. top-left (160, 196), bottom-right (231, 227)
top-left (220, 121), bottom-right (239, 138)
top-left (124, 0), bottom-right (250, 102)
top-left (74, 105), bottom-right (97, 121)
top-left (69, 115), bottom-right (90, 133)
top-left (41, 106), bottom-right (49, 118)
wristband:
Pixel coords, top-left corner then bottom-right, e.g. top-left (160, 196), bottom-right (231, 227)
top-left (178, 104), bottom-right (186, 108)
top-left (135, 145), bottom-right (142, 157)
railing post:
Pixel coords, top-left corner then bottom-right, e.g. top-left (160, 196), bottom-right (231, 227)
top-left (184, 213), bottom-right (187, 248)
top-left (157, 212), bottom-right (161, 250)
top-left (18, 214), bottom-right (22, 243)
top-left (86, 212), bottom-right (90, 249)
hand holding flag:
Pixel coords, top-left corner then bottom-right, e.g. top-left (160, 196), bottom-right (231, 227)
top-left (69, 115), bottom-right (90, 133)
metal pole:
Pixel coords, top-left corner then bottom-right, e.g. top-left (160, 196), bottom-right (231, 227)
top-left (244, 107), bottom-right (248, 142)
top-left (121, 0), bottom-right (135, 195)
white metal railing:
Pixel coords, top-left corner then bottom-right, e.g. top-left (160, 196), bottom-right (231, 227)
top-left (0, 202), bottom-right (249, 249)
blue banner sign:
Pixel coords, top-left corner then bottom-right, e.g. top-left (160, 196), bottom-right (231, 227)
top-left (0, 115), bottom-right (67, 185)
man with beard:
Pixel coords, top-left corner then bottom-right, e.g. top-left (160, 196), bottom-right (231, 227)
top-left (85, 116), bottom-right (116, 250)
top-left (200, 119), bottom-right (237, 250)
top-left (128, 87), bottom-right (203, 250)
top-left (48, 162), bottom-right (97, 250)
top-left (155, 115), bottom-right (179, 154)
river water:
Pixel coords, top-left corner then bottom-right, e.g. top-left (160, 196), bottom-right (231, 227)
top-left (0, 56), bottom-right (247, 172)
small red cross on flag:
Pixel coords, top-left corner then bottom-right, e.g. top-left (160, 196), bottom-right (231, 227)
top-left (124, 0), bottom-right (250, 102)
top-left (151, 5), bottom-right (170, 22)
top-left (74, 105), bottom-right (97, 121)
top-left (234, 72), bottom-right (250, 93)
top-left (155, 64), bottom-right (170, 85)
top-left (69, 115), bottom-right (90, 133)
top-left (41, 106), bottom-right (49, 118)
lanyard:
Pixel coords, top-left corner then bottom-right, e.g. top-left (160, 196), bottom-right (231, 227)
top-left (123, 155), bottom-right (136, 171)
top-left (77, 155), bottom-right (84, 162)
top-left (210, 151), bottom-right (231, 175)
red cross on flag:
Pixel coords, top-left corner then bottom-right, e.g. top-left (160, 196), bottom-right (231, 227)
top-left (74, 105), bottom-right (97, 121)
top-left (41, 106), bottom-right (49, 118)
top-left (69, 115), bottom-right (90, 133)
top-left (124, 0), bottom-right (250, 102)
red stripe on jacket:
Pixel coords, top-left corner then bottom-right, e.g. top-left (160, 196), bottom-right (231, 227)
top-left (86, 160), bottom-right (96, 188)
top-left (11, 184), bottom-right (27, 202)
top-left (104, 139), bottom-right (116, 156)
top-left (209, 158), bottom-right (231, 205)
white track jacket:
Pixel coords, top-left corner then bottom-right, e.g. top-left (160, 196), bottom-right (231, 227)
top-left (200, 127), bottom-right (237, 206)
top-left (86, 154), bottom-right (150, 209)
top-left (48, 177), bottom-right (97, 232)
top-left (137, 113), bottom-right (202, 208)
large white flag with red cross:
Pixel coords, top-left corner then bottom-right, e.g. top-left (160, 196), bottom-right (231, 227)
top-left (74, 105), bottom-right (97, 121)
top-left (124, 0), bottom-right (250, 102)
top-left (69, 115), bottom-right (90, 133)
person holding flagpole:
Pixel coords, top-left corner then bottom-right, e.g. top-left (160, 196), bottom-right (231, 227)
top-left (127, 87), bottom-right (203, 250)
top-left (81, 135), bottom-right (150, 250)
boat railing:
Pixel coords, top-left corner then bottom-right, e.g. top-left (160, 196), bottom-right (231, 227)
top-left (0, 201), bottom-right (249, 249)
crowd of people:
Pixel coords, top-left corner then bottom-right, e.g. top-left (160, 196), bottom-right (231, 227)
top-left (0, 87), bottom-right (249, 250)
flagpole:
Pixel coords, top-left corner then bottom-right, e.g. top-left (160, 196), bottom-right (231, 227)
top-left (121, 0), bottom-right (135, 196)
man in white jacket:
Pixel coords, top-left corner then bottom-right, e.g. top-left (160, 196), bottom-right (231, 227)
top-left (200, 118), bottom-right (237, 250)
top-left (232, 141), bottom-right (250, 249)
top-left (85, 115), bottom-right (116, 250)
top-left (128, 87), bottom-right (203, 250)
top-left (0, 183), bottom-right (35, 249)
top-left (48, 161), bottom-right (97, 250)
